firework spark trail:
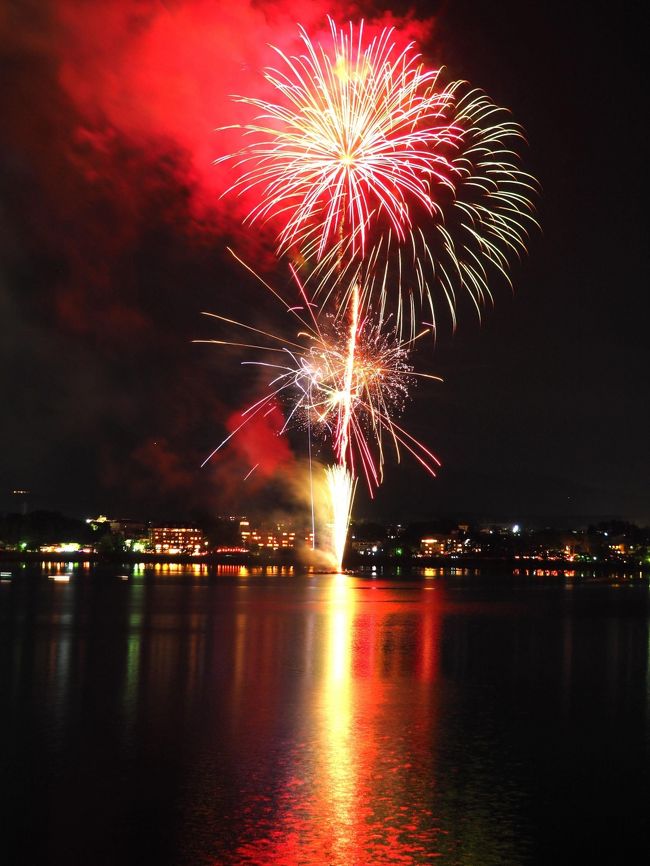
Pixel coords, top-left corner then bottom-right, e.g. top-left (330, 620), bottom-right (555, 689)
top-left (337, 281), bottom-right (359, 470)
top-left (328, 279), bottom-right (359, 568)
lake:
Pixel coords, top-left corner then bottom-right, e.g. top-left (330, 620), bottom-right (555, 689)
top-left (1, 563), bottom-right (648, 864)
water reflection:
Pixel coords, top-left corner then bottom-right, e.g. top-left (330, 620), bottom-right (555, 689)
top-left (320, 575), bottom-right (355, 861)
top-left (1, 567), bottom-right (648, 865)
top-left (225, 575), bottom-right (448, 864)
top-left (123, 579), bottom-right (144, 733)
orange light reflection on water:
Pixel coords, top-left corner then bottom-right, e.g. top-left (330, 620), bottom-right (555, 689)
top-left (231, 575), bottom-right (443, 865)
top-left (322, 574), bottom-right (355, 859)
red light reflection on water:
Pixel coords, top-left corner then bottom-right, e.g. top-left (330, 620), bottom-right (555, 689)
top-left (226, 576), bottom-right (444, 865)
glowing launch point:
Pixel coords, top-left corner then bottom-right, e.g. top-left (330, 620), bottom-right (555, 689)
top-left (325, 464), bottom-right (357, 572)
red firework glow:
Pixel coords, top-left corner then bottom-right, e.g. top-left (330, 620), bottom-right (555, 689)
top-left (223, 404), bottom-right (294, 481)
top-left (54, 1), bottom-right (433, 240)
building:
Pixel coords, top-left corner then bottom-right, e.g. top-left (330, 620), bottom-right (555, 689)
top-left (276, 524), bottom-right (296, 549)
top-left (238, 519), bottom-right (297, 552)
top-left (239, 519), bottom-right (251, 547)
top-left (419, 533), bottom-right (467, 557)
top-left (149, 524), bottom-right (206, 555)
top-left (85, 515), bottom-right (150, 553)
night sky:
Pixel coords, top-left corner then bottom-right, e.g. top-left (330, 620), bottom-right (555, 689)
top-left (1, 0), bottom-right (647, 525)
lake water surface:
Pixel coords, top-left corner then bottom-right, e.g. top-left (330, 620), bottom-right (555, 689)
top-left (1, 564), bottom-right (648, 864)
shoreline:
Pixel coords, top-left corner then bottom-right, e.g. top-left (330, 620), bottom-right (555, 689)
top-left (1, 550), bottom-right (648, 574)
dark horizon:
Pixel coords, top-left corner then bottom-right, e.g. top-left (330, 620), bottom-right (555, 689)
top-left (2, 501), bottom-right (647, 536)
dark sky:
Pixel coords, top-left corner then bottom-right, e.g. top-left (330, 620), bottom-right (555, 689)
top-left (1, 0), bottom-right (647, 525)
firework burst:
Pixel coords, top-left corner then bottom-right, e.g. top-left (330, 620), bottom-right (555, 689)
top-left (197, 253), bottom-right (441, 495)
top-left (219, 18), bottom-right (538, 335)
top-left (220, 18), bottom-right (460, 258)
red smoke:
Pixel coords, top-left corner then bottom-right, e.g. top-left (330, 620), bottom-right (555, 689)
top-left (48, 1), bottom-right (435, 495)
top-left (56, 0), bottom-right (434, 233)
top-left (0, 1), bottom-right (436, 508)
top-left (132, 437), bottom-right (196, 494)
top-left (202, 402), bottom-right (295, 506)
top-left (4, 1), bottom-right (436, 333)
top-left (224, 403), bottom-right (294, 478)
